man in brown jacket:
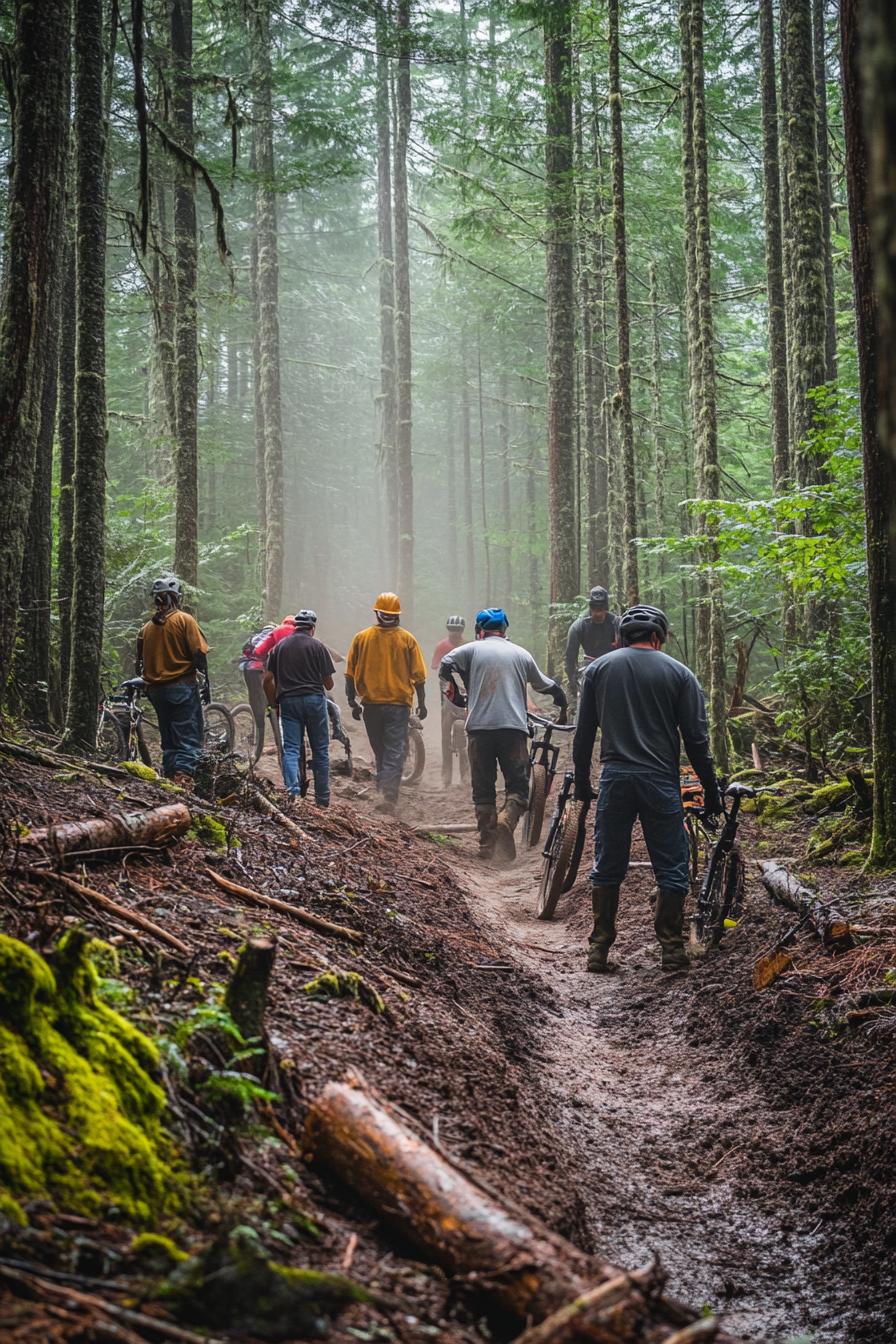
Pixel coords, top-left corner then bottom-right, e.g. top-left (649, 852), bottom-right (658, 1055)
top-left (137, 577), bottom-right (209, 789)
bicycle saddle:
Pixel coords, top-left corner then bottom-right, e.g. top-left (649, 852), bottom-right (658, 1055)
top-left (119, 677), bottom-right (146, 691)
top-left (726, 782), bottom-right (756, 798)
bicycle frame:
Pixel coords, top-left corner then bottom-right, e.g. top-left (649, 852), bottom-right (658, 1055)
top-left (541, 771), bottom-right (574, 859)
top-left (527, 711), bottom-right (573, 793)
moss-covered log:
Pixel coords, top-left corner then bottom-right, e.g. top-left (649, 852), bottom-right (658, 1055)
top-left (304, 1081), bottom-right (739, 1342)
top-left (26, 803), bottom-right (191, 855)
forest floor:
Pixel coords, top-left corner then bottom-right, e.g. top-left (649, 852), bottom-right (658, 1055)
top-left (0, 712), bottom-right (894, 1343)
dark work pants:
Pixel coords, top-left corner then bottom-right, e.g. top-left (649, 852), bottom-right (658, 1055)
top-left (467, 728), bottom-right (529, 810)
top-left (589, 765), bottom-right (690, 895)
top-left (243, 668), bottom-right (268, 741)
top-left (363, 704), bottom-right (410, 801)
top-left (147, 681), bottom-right (204, 778)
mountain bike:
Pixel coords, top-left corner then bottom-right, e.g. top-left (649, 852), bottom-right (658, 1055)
top-left (402, 712), bottom-right (426, 785)
top-left (524, 711), bottom-right (575, 849)
top-left (450, 716), bottom-right (469, 781)
top-left (535, 771), bottom-right (592, 920)
top-left (686, 781), bottom-right (758, 954)
top-left (98, 677), bottom-right (234, 770)
top-left (233, 698), bottom-right (354, 783)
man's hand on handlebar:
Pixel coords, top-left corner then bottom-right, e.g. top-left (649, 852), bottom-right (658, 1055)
top-left (557, 705), bottom-right (568, 726)
top-left (574, 780), bottom-right (597, 803)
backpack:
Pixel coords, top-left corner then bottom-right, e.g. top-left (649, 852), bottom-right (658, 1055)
top-left (240, 626), bottom-right (274, 670)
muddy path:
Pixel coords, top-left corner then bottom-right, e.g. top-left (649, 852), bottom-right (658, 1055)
top-left (375, 713), bottom-right (891, 1344)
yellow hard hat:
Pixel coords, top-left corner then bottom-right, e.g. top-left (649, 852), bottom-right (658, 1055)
top-left (374, 592), bottom-right (401, 614)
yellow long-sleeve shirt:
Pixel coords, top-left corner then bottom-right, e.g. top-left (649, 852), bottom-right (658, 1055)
top-left (346, 625), bottom-right (426, 707)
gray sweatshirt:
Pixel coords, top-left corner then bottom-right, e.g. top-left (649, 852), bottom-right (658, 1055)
top-left (573, 646), bottom-right (716, 792)
top-left (439, 637), bottom-right (559, 734)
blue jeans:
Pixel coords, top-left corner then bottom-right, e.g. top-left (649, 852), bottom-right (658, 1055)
top-left (590, 765), bottom-right (690, 895)
top-left (363, 704), bottom-right (410, 801)
top-left (280, 693), bottom-right (330, 804)
top-left (147, 681), bottom-right (204, 778)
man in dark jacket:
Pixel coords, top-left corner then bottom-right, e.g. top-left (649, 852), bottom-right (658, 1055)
top-left (572, 604), bottom-right (722, 973)
top-left (263, 609), bottom-right (335, 807)
top-left (565, 586), bottom-right (619, 707)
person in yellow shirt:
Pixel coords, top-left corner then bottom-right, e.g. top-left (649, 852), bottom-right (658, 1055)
top-left (136, 576), bottom-right (210, 790)
top-left (345, 593), bottom-right (427, 811)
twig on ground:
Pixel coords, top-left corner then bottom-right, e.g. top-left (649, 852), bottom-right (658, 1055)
top-left (204, 868), bottom-right (363, 942)
top-left (23, 869), bottom-right (189, 954)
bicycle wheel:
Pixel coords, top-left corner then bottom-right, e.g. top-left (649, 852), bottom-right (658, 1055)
top-left (96, 710), bottom-right (127, 764)
top-left (689, 845), bottom-right (729, 954)
top-left (685, 815), bottom-right (699, 884)
top-left (561, 803), bottom-right (589, 893)
top-left (337, 736), bottom-right (353, 779)
top-left (451, 718), bottom-right (469, 781)
top-left (536, 799), bottom-right (585, 920)
top-left (230, 703), bottom-right (262, 770)
top-left (524, 764), bottom-right (548, 850)
top-left (203, 702), bottom-right (235, 756)
top-left (402, 727), bottom-right (425, 785)
top-left (714, 842), bottom-right (745, 943)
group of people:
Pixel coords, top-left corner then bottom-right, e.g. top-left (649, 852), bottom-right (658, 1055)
top-left (136, 575), bottom-right (722, 973)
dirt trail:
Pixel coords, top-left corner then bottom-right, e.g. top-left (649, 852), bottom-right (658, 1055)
top-left (384, 716), bottom-right (869, 1344)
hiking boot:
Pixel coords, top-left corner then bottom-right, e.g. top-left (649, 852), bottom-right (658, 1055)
top-left (587, 884), bottom-right (619, 972)
top-left (655, 888), bottom-right (690, 972)
top-left (172, 770), bottom-right (194, 792)
top-left (495, 793), bottom-right (527, 865)
top-left (476, 805), bottom-right (498, 860)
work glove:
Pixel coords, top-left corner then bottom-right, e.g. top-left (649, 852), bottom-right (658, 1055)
top-left (351, 703), bottom-right (363, 721)
top-left (417, 704), bottom-right (428, 720)
top-left (199, 679), bottom-right (212, 707)
top-left (703, 780), bottom-right (724, 816)
top-left (574, 780), bottom-right (597, 804)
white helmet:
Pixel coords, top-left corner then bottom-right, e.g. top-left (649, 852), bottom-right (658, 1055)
top-left (446, 615), bottom-right (466, 630)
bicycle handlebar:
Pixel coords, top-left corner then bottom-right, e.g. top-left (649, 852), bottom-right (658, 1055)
top-left (527, 711), bottom-right (575, 733)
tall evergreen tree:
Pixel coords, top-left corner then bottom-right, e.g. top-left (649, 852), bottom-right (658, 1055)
top-left (171, 0), bottom-right (199, 590)
top-left (759, 0), bottom-right (790, 491)
top-left (394, 0), bottom-right (414, 615)
top-left (375, 3), bottom-right (398, 584)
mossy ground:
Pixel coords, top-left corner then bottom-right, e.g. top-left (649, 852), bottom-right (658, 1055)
top-left (0, 930), bottom-right (188, 1225)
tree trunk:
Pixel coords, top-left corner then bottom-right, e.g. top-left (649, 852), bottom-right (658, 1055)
top-left (544, 0), bottom-right (577, 670)
top-left (250, 0), bottom-right (284, 621)
top-left (462, 355), bottom-right (475, 609)
top-left (65, 0), bottom-right (108, 750)
top-left (250, 230), bottom-right (267, 596)
top-left (813, 0), bottom-right (837, 384)
top-left (649, 262), bottom-right (666, 611)
top-left (57, 221), bottom-right (76, 711)
top-left (393, 0), bottom-right (414, 619)
top-left (841, 0), bottom-right (896, 868)
top-left (171, 0), bottom-right (199, 591)
top-left (780, 0), bottom-right (827, 476)
top-left (477, 342), bottom-right (492, 602)
top-left (150, 170), bottom-right (177, 480)
top-left (0, 0), bottom-right (71, 698)
top-left (224, 937), bottom-right (277, 1052)
top-left (376, 6), bottom-right (398, 586)
top-left (576, 96), bottom-right (598, 592)
top-left (607, 0), bottom-right (638, 609)
top-left (690, 0), bottom-right (728, 772)
top-left (592, 121), bottom-right (611, 591)
top-left (499, 372), bottom-right (512, 597)
top-left (759, 0), bottom-right (791, 491)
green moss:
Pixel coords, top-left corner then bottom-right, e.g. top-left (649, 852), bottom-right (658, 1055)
top-left (303, 969), bottom-right (384, 1014)
top-left (839, 850), bottom-right (867, 868)
top-left (0, 1190), bottom-right (27, 1226)
top-left (189, 815), bottom-right (229, 850)
top-left (161, 1225), bottom-right (367, 1341)
top-left (131, 1232), bottom-right (189, 1269)
top-left (0, 931), bottom-right (188, 1225)
top-left (119, 761), bottom-right (158, 782)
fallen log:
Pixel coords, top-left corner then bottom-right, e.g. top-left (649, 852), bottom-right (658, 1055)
top-left (25, 869), bottom-right (189, 955)
top-left (249, 784), bottom-right (310, 842)
top-left (205, 868), bottom-right (363, 942)
top-left (303, 1081), bottom-right (738, 1341)
top-left (0, 738), bottom-right (131, 780)
top-left (24, 803), bottom-right (191, 856)
top-left (759, 862), bottom-right (856, 952)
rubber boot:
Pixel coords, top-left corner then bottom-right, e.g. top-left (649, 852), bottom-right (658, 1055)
top-left (654, 888), bottom-right (690, 971)
top-left (476, 805), bottom-right (498, 860)
top-left (586, 885), bottom-right (619, 972)
top-left (495, 793), bottom-right (527, 864)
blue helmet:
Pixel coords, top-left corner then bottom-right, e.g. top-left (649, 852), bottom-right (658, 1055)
top-left (476, 607), bottom-right (509, 632)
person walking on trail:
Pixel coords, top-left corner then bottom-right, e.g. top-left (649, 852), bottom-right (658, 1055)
top-left (239, 622), bottom-right (276, 744)
top-left (565, 586), bottom-right (619, 707)
top-left (572, 604), bottom-right (722, 974)
top-left (439, 608), bottom-right (567, 863)
top-left (136, 577), bottom-right (210, 791)
top-left (431, 615), bottom-right (467, 788)
top-left (263, 609), bottom-right (335, 807)
top-left (255, 613), bottom-right (345, 671)
top-left (345, 593), bottom-right (427, 812)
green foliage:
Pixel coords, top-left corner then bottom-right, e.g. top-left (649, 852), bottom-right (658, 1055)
top-left (189, 815), bottom-right (229, 850)
top-left (198, 1072), bottom-right (279, 1118)
top-left (0, 931), bottom-right (187, 1224)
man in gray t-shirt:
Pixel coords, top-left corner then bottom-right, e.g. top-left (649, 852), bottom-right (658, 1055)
top-left (440, 608), bottom-right (567, 862)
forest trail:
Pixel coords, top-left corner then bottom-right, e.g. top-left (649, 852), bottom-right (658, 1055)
top-left (386, 721), bottom-right (865, 1344)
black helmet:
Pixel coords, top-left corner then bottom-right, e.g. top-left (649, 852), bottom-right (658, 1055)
top-left (294, 608), bottom-right (317, 629)
top-left (588, 586), bottom-right (609, 609)
top-left (619, 604), bottom-right (668, 645)
top-left (151, 576), bottom-right (182, 598)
